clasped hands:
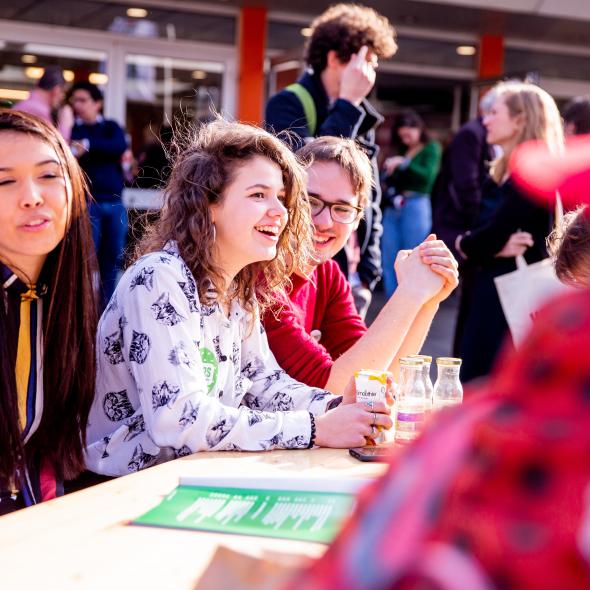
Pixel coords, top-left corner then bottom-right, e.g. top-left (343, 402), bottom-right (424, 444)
top-left (395, 233), bottom-right (459, 306)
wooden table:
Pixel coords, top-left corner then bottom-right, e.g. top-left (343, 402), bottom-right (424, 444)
top-left (0, 449), bottom-right (388, 589)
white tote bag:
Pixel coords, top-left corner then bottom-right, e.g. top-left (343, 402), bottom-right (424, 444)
top-left (494, 255), bottom-right (570, 347)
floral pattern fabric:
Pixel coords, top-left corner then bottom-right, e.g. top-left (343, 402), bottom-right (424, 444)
top-left (86, 242), bottom-right (340, 476)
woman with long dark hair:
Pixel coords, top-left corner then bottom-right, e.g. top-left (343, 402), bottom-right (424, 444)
top-left (0, 109), bottom-right (97, 514)
top-left (381, 111), bottom-right (442, 297)
top-left (86, 119), bottom-right (392, 477)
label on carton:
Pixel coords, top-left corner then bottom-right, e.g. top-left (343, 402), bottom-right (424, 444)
top-left (355, 370), bottom-right (389, 403)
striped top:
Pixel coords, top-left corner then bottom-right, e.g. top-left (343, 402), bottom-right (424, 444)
top-left (1, 262), bottom-right (59, 508)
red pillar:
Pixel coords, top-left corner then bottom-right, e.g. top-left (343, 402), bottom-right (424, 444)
top-left (478, 34), bottom-right (504, 80)
top-left (237, 6), bottom-right (267, 124)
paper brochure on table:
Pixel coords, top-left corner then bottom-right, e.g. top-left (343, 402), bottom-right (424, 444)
top-left (132, 475), bottom-right (373, 544)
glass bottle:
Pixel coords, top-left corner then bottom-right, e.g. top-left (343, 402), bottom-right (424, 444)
top-left (433, 357), bottom-right (463, 411)
top-left (408, 354), bottom-right (434, 412)
top-left (395, 357), bottom-right (428, 445)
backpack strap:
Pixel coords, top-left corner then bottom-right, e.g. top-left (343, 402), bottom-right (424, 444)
top-left (285, 83), bottom-right (317, 136)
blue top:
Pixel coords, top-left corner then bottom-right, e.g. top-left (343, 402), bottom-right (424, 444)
top-left (71, 117), bottom-right (127, 201)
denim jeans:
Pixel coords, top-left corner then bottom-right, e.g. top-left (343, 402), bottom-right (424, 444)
top-left (381, 193), bottom-right (432, 298)
top-left (90, 200), bottom-right (128, 307)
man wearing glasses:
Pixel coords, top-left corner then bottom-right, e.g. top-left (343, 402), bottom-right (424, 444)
top-left (263, 137), bottom-right (459, 393)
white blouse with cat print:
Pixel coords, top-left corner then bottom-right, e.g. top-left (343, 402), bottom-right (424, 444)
top-left (86, 242), bottom-right (341, 476)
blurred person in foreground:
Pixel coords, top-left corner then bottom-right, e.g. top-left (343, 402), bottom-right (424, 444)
top-left (265, 3), bottom-right (397, 317)
top-left (381, 111), bottom-right (442, 297)
top-left (13, 66), bottom-right (73, 141)
top-left (263, 137), bottom-right (458, 392)
top-left (454, 81), bottom-right (564, 383)
top-left (286, 136), bottom-right (590, 590)
top-left (70, 81), bottom-right (128, 306)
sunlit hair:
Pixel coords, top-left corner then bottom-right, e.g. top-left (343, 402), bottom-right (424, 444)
top-left (305, 3), bottom-right (397, 73)
top-left (479, 87), bottom-right (497, 116)
top-left (137, 118), bottom-right (314, 316)
top-left (0, 109), bottom-right (98, 487)
top-left (490, 81), bottom-right (564, 183)
top-left (547, 205), bottom-right (590, 288)
top-left (297, 136), bottom-right (373, 210)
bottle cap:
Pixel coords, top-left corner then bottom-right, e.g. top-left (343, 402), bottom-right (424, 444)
top-left (407, 354), bottom-right (432, 363)
top-left (399, 356), bottom-right (424, 367)
top-left (436, 357), bottom-right (462, 366)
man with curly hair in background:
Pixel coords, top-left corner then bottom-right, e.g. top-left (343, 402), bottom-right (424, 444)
top-left (265, 4), bottom-right (397, 318)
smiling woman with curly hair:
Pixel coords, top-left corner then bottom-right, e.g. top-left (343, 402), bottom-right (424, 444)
top-left (86, 119), bottom-right (392, 476)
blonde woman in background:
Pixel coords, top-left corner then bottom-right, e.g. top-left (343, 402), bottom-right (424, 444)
top-left (454, 81), bottom-right (564, 382)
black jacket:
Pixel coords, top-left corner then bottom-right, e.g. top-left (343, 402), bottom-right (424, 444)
top-left (460, 179), bottom-right (550, 270)
top-left (431, 117), bottom-right (494, 258)
top-left (457, 180), bottom-right (552, 382)
top-left (265, 71), bottom-right (383, 290)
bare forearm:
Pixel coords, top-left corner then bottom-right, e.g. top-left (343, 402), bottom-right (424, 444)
top-left (324, 285), bottom-right (425, 393)
top-left (388, 301), bottom-right (439, 379)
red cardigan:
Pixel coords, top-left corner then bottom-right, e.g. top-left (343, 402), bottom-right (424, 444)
top-left (263, 260), bottom-right (367, 388)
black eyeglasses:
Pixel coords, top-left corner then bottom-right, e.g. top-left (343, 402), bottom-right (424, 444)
top-left (307, 194), bottom-right (363, 224)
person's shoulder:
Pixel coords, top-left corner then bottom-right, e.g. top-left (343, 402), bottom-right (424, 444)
top-left (463, 117), bottom-right (484, 131)
top-left (457, 118), bottom-right (486, 141)
top-left (317, 260), bottom-right (348, 290)
top-left (13, 100), bottom-right (37, 113)
top-left (265, 85), bottom-right (304, 114)
top-left (124, 245), bottom-right (194, 290)
top-left (425, 140), bottom-right (442, 154)
top-left (103, 118), bottom-right (125, 132)
top-left (319, 259), bottom-right (344, 277)
top-left (503, 178), bottom-right (538, 204)
top-left (266, 74), bottom-right (317, 107)
top-left (497, 179), bottom-right (545, 217)
top-left (268, 86), bottom-right (293, 101)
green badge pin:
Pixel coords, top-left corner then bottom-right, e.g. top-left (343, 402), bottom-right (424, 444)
top-left (199, 348), bottom-right (218, 394)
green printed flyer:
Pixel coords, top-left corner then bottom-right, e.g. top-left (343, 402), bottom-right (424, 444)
top-left (133, 485), bottom-right (355, 544)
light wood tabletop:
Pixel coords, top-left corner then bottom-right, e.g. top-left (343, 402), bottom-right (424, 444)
top-left (0, 448), bottom-right (389, 589)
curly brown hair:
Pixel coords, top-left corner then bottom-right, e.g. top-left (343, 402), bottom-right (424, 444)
top-left (548, 205), bottom-right (590, 287)
top-left (137, 119), bottom-right (313, 315)
top-left (305, 3), bottom-right (397, 73)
